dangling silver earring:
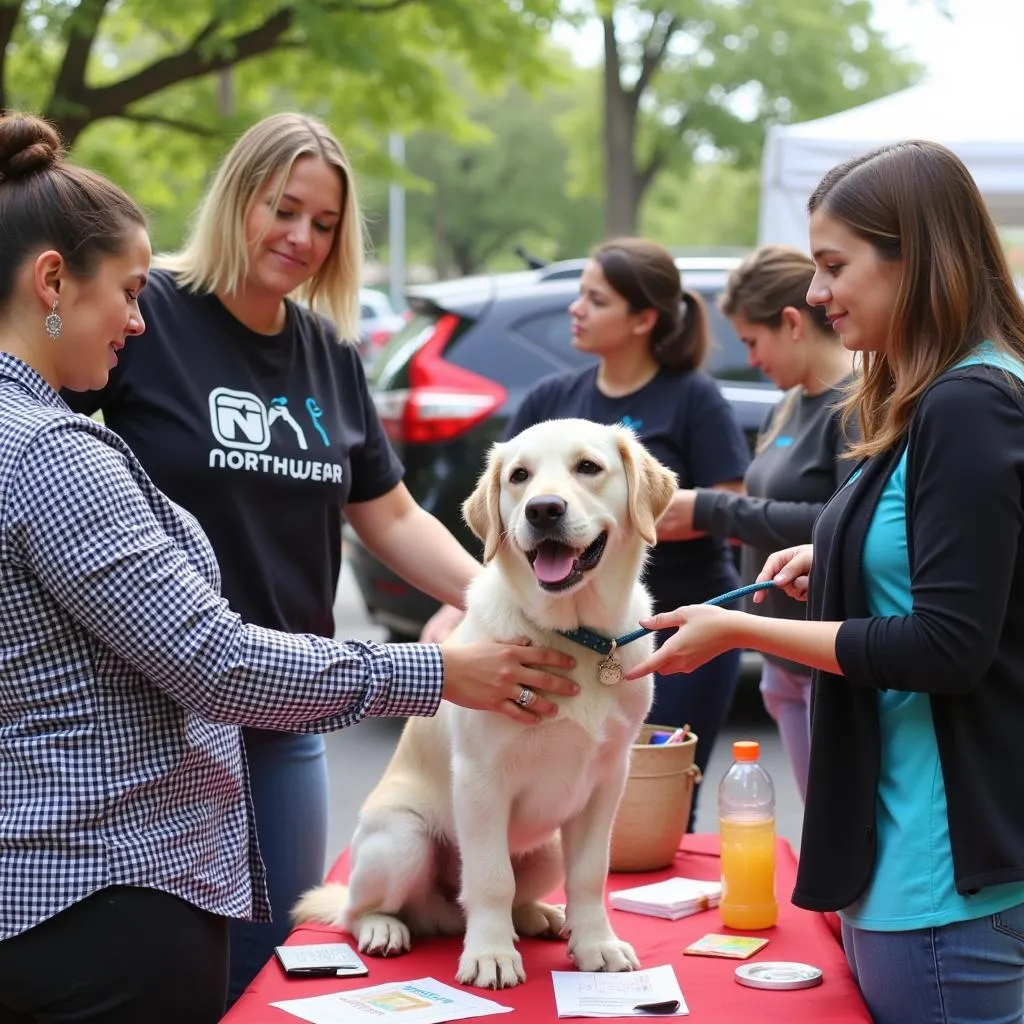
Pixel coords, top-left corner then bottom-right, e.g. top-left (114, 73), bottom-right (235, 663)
top-left (44, 300), bottom-right (62, 341)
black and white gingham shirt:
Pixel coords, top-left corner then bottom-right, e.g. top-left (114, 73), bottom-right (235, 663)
top-left (0, 354), bottom-right (443, 940)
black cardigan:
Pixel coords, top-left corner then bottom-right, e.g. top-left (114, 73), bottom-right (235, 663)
top-left (794, 364), bottom-right (1024, 911)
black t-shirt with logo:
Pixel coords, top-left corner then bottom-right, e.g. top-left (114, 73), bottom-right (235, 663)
top-left (506, 365), bottom-right (750, 609)
top-left (64, 268), bottom-right (403, 640)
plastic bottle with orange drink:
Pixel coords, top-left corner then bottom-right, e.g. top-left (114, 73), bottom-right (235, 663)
top-left (718, 740), bottom-right (778, 930)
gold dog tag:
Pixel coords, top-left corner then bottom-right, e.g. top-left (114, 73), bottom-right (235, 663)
top-left (598, 640), bottom-right (622, 685)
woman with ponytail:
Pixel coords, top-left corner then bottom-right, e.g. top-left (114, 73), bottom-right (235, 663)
top-left (500, 237), bottom-right (751, 820)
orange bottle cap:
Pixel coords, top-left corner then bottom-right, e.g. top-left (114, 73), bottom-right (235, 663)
top-left (733, 740), bottom-right (760, 761)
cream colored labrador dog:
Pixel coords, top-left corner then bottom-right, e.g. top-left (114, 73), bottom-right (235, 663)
top-left (293, 418), bottom-right (677, 989)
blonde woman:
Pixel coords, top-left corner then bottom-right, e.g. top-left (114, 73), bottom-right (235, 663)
top-left (666, 245), bottom-right (856, 799)
top-left (65, 112), bottom-right (578, 1005)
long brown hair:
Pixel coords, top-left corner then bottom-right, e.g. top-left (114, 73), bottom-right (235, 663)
top-left (592, 237), bottom-right (708, 373)
top-left (719, 245), bottom-right (837, 452)
top-left (809, 140), bottom-right (1024, 458)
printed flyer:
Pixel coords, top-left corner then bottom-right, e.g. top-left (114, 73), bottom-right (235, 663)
top-left (271, 976), bottom-right (513, 1024)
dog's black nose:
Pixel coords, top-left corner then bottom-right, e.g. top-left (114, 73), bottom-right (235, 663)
top-left (525, 495), bottom-right (567, 527)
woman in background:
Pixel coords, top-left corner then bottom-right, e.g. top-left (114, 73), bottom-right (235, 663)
top-left (506, 237), bottom-right (750, 821)
top-left (665, 244), bottom-right (856, 798)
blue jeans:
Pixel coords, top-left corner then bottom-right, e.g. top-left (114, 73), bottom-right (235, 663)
top-left (226, 729), bottom-right (329, 1007)
top-left (842, 904), bottom-right (1024, 1024)
top-left (646, 644), bottom-right (741, 831)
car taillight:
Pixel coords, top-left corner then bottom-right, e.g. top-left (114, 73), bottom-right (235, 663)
top-left (369, 327), bottom-right (393, 348)
top-left (376, 313), bottom-right (506, 445)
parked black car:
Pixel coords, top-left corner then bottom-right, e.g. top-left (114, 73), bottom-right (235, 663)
top-left (347, 257), bottom-right (781, 642)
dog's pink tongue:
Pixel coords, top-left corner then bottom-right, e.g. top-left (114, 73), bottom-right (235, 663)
top-left (534, 547), bottom-right (576, 583)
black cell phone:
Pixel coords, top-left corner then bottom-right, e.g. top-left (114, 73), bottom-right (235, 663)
top-left (274, 942), bottom-right (369, 978)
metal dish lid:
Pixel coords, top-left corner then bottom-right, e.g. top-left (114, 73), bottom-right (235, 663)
top-left (735, 961), bottom-right (824, 991)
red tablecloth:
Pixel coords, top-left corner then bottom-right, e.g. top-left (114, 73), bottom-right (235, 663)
top-left (222, 834), bottom-right (871, 1022)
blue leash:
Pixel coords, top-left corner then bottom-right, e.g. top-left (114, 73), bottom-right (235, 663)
top-left (703, 579), bottom-right (778, 608)
top-left (558, 580), bottom-right (778, 656)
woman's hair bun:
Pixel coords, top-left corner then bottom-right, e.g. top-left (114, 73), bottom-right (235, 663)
top-left (0, 113), bottom-right (63, 183)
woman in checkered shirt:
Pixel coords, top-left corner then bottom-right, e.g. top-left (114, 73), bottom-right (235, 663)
top-left (0, 111), bottom-right (577, 1024)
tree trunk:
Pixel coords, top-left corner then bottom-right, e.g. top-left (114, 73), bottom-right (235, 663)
top-left (451, 239), bottom-right (476, 277)
top-left (602, 16), bottom-right (639, 238)
top-left (0, 1), bottom-right (24, 116)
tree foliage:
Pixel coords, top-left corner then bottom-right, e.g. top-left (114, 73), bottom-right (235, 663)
top-left (0, 0), bottom-right (561, 146)
top-left (587, 0), bottom-right (921, 235)
top-left (0, 0), bottom-right (930, 273)
top-left (367, 62), bottom-right (602, 277)
top-left (640, 161), bottom-right (760, 248)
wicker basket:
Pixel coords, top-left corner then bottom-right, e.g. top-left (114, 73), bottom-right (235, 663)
top-left (608, 724), bottom-right (702, 873)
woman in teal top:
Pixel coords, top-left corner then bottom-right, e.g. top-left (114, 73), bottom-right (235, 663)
top-left (671, 244), bottom-right (857, 801)
top-left (623, 141), bottom-right (1024, 1024)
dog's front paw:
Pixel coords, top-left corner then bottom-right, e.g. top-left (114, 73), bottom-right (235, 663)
top-left (570, 936), bottom-right (640, 973)
top-left (512, 900), bottom-right (567, 939)
top-left (456, 947), bottom-right (526, 989)
top-left (356, 913), bottom-right (411, 956)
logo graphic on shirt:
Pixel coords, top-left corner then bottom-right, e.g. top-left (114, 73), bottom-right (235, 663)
top-left (209, 387), bottom-right (273, 451)
top-left (619, 415), bottom-right (644, 433)
top-left (305, 397), bottom-right (330, 446)
top-left (207, 387), bottom-right (341, 483)
top-left (269, 397), bottom-right (308, 450)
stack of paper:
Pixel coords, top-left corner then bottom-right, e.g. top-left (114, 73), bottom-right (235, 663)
top-left (609, 877), bottom-right (722, 920)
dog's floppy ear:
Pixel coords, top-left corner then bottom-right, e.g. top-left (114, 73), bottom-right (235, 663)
top-left (616, 428), bottom-right (678, 546)
top-left (462, 442), bottom-right (505, 562)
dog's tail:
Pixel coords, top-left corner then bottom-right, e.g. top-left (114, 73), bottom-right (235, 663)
top-left (291, 883), bottom-right (350, 927)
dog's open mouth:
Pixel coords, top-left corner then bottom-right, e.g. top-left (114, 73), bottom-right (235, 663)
top-left (525, 532), bottom-right (608, 591)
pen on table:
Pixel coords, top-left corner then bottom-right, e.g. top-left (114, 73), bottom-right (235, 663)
top-left (633, 999), bottom-right (681, 1013)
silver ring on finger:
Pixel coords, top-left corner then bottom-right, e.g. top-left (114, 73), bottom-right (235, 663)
top-left (515, 686), bottom-right (536, 709)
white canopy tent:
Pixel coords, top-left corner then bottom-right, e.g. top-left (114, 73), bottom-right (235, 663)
top-left (757, 72), bottom-right (1024, 249)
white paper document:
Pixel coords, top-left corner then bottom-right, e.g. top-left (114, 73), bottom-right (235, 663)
top-left (609, 877), bottom-right (722, 920)
top-left (271, 976), bottom-right (513, 1024)
top-left (551, 965), bottom-right (688, 1017)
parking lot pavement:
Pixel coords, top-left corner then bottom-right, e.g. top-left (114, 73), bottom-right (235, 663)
top-left (325, 564), bottom-right (804, 867)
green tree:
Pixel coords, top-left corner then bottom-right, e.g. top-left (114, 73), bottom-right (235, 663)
top-left (382, 65), bottom-right (603, 277)
top-left (639, 161), bottom-right (760, 249)
top-left (0, 0), bottom-right (561, 147)
top-left (583, 0), bottom-right (920, 236)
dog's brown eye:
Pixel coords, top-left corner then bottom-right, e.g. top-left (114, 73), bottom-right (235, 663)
top-left (509, 467), bottom-right (529, 484)
top-left (576, 459), bottom-right (602, 475)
